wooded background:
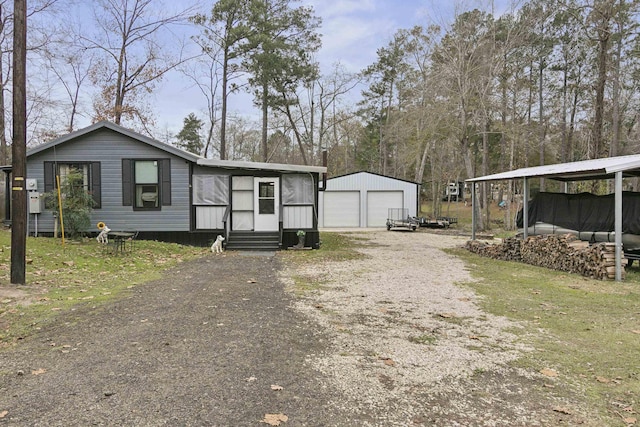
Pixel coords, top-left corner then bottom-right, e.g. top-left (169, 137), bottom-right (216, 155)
top-left (0, 0), bottom-right (639, 227)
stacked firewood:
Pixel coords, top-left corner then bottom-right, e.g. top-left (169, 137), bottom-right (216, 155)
top-left (465, 234), bottom-right (624, 280)
top-left (465, 237), bottom-right (521, 261)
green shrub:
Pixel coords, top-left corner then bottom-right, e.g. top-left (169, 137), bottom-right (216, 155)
top-left (43, 168), bottom-right (94, 238)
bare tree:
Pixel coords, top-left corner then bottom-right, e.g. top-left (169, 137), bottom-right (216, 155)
top-left (45, 42), bottom-right (94, 133)
top-left (82, 0), bottom-right (198, 131)
top-left (180, 47), bottom-right (222, 158)
top-left (0, 0), bottom-right (58, 161)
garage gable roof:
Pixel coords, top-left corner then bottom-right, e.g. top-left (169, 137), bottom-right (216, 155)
top-left (466, 154), bottom-right (640, 183)
top-left (328, 171), bottom-right (419, 185)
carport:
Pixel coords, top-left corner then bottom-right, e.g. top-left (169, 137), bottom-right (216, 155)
top-left (467, 155), bottom-right (640, 281)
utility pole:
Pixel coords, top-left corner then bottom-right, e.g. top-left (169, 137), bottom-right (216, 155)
top-left (10, 0), bottom-right (27, 285)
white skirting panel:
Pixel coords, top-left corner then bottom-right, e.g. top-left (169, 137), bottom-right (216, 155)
top-left (195, 206), bottom-right (226, 229)
top-left (283, 205), bottom-right (313, 229)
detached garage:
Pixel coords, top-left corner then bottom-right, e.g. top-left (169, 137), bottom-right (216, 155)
top-left (319, 171), bottom-right (420, 228)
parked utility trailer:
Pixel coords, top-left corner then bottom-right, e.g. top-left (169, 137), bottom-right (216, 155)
top-left (386, 208), bottom-right (418, 231)
top-left (417, 216), bottom-right (458, 228)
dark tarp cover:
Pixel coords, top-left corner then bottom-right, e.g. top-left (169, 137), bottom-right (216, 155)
top-left (516, 192), bottom-right (640, 234)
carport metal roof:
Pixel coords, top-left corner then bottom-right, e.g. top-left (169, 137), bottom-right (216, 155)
top-left (466, 154), bottom-right (640, 281)
top-left (466, 154), bottom-right (640, 183)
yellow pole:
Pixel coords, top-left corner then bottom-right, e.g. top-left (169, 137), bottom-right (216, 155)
top-left (56, 175), bottom-right (65, 246)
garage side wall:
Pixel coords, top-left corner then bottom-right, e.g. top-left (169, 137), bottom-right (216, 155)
top-left (319, 172), bottom-right (419, 228)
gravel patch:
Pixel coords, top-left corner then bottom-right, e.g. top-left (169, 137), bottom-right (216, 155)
top-left (283, 230), bottom-right (599, 426)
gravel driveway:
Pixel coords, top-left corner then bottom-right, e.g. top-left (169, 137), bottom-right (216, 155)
top-left (0, 231), bottom-right (598, 426)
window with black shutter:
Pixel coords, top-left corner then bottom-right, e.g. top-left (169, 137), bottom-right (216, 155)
top-left (122, 158), bottom-right (171, 210)
top-left (44, 161), bottom-right (101, 209)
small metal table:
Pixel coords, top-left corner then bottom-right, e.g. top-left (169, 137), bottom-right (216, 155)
top-left (107, 231), bottom-right (136, 255)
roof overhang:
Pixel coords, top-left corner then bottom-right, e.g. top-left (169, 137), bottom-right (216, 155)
top-left (197, 158), bottom-right (326, 174)
top-left (466, 155), bottom-right (640, 183)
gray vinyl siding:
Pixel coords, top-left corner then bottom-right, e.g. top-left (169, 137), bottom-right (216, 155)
top-left (27, 128), bottom-right (191, 234)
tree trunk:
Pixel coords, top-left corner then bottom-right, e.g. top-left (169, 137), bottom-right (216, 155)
top-left (261, 80), bottom-right (268, 162)
top-left (610, 17), bottom-right (623, 158)
top-left (0, 55), bottom-right (6, 165)
top-left (281, 92), bottom-right (309, 165)
top-left (560, 58), bottom-right (568, 162)
top-left (220, 46), bottom-right (229, 160)
top-left (461, 134), bottom-right (483, 230)
top-left (593, 10), bottom-right (611, 159)
top-left (482, 121), bottom-right (490, 230)
top-left (538, 57), bottom-right (545, 191)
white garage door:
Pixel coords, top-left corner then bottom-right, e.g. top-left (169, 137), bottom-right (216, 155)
top-left (323, 191), bottom-right (360, 227)
top-left (367, 191), bottom-right (403, 227)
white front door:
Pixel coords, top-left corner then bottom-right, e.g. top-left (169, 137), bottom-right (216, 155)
top-left (254, 177), bottom-right (279, 231)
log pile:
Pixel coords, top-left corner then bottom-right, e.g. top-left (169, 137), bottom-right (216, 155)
top-left (465, 234), bottom-right (624, 280)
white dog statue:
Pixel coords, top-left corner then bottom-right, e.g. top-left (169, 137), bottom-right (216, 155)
top-left (211, 235), bottom-right (225, 253)
top-left (96, 225), bottom-right (111, 244)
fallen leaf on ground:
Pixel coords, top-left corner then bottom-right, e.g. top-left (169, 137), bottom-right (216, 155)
top-left (271, 384), bottom-right (283, 391)
top-left (63, 261), bottom-right (74, 266)
top-left (632, 330), bottom-right (640, 335)
top-left (261, 413), bottom-right (288, 425)
top-left (0, 410), bottom-right (7, 418)
top-left (553, 406), bottom-right (572, 415)
top-left (380, 357), bottom-right (395, 366)
top-left (540, 368), bottom-right (558, 377)
top-left (623, 417), bottom-right (637, 425)
top-left (31, 368), bottom-right (46, 376)
top-left (596, 376), bottom-right (611, 383)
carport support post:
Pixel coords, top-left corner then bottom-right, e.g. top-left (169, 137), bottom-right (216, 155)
top-left (523, 177), bottom-right (529, 239)
top-left (615, 171), bottom-right (623, 281)
top-left (471, 182), bottom-right (476, 240)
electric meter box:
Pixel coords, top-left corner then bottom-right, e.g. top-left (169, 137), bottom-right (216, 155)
top-left (26, 178), bottom-right (38, 191)
top-left (29, 192), bottom-right (42, 214)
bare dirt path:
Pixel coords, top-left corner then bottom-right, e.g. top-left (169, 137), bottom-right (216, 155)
top-left (0, 252), bottom-right (365, 426)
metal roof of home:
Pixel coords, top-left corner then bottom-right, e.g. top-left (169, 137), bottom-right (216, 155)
top-left (26, 121), bottom-right (203, 162)
top-left (197, 158), bottom-right (326, 173)
top-left (25, 121), bottom-right (327, 174)
top-left (466, 154), bottom-right (640, 183)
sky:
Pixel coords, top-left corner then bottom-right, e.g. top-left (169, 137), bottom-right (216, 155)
top-left (151, 0), bottom-right (514, 135)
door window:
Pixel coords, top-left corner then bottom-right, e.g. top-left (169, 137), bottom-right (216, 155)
top-left (258, 182), bottom-right (275, 214)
